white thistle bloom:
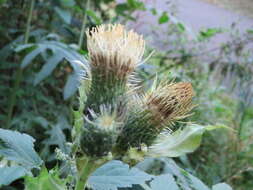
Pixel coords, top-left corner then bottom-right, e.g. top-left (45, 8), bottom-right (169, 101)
top-left (86, 24), bottom-right (145, 77)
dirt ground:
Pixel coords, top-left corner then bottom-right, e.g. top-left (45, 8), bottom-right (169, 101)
top-left (201, 0), bottom-right (253, 18)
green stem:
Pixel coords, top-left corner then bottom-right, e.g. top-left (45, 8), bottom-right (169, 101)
top-left (75, 157), bottom-right (96, 190)
top-left (6, 0), bottom-right (35, 128)
top-left (78, 0), bottom-right (90, 49)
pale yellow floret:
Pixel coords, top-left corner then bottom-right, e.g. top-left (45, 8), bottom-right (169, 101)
top-left (86, 24), bottom-right (145, 73)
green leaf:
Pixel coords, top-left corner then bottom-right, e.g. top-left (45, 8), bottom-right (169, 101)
top-left (63, 71), bottom-right (81, 100)
top-left (0, 29), bottom-right (46, 62)
top-left (158, 12), bottom-right (169, 24)
top-left (42, 116), bottom-right (70, 161)
top-left (198, 28), bottom-right (223, 40)
top-left (150, 8), bottom-right (157, 15)
top-left (18, 39), bottom-right (89, 99)
top-left (212, 183), bottom-right (233, 190)
top-left (15, 44), bottom-right (35, 52)
top-left (24, 167), bottom-right (69, 190)
top-left (88, 160), bottom-right (153, 190)
top-left (186, 173), bottom-right (210, 190)
top-left (21, 46), bottom-right (47, 68)
top-left (127, 0), bottom-right (145, 10)
top-left (34, 53), bottom-right (64, 85)
top-left (148, 124), bottom-right (226, 157)
top-left (86, 10), bottom-right (102, 25)
top-left (0, 129), bottom-right (42, 170)
top-left (150, 174), bottom-right (179, 190)
top-left (54, 7), bottom-right (71, 24)
top-left (177, 23), bottom-right (185, 32)
top-left (137, 158), bottom-right (209, 190)
top-left (247, 29), bottom-right (253, 34)
top-left (0, 166), bottom-right (27, 186)
top-left (60, 0), bottom-right (75, 7)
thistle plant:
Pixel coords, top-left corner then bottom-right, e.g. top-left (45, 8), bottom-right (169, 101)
top-left (0, 22), bottom-right (231, 190)
top-left (74, 24), bottom-right (197, 189)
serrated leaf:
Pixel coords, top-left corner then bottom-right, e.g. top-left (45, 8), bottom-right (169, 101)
top-left (147, 125), bottom-right (205, 157)
top-left (25, 167), bottom-right (69, 190)
top-left (34, 53), bottom-right (64, 85)
top-left (212, 183), bottom-right (233, 190)
top-left (0, 166), bottom-right (27, 186)
top-left (88, 160), bottom-right (153, 190)
top-left (43, 116), bottom-right (70, 151)
top-left (137, 158), bottom-right (191, 189)
top-left (0, 129), bottom-right (42, 170)
top-left (148, 124), bottom-right (226, 157)
top-left (150, 174), bottom-right (179, 190)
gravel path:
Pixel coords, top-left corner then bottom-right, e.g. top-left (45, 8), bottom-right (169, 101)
top-left (118, 0), bottom-right (253, 50)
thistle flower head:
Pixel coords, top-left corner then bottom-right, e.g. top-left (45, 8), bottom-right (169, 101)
top-left (85, 105), bottom-right (123, 132)
top-left (145, 82), bottom-right (194, 126)
top-left (80, 106), bottom-right (122, 158)
top-left (86, 24), bottom-right (145, 78)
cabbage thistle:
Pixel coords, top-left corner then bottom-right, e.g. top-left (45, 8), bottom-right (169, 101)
top-left (75, 24), bottom-right (197, 189)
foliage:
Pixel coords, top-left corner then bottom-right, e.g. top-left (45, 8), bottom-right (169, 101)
top-left (0, 129), bottom-right (42, 170)
top-left (0, 0), bottom-right (252, 189)
top-left (24, 167), bottom-right (70, 190)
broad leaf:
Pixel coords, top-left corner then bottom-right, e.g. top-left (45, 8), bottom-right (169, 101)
top-left (150, 174), bottom-right (179, 190)
top-left (147, 124), bottom-right (226, 157)
top-left (212, 183), bottom-right (233, 190)
top-left (34, 53), bottom-right (64, 85)
top-left (0, 166), bottom-right (27, 186)
top-left (0, 129), bottom-right (42, 169)
top-left (16, 39), bottom-right (89, 99)
top-left (41, 115), bottom-right (70, 161)
top-left (186, 173), bottom-right (210, 190)
top-left (24, 167), bottom-right (69, 190)
top-left (63, 71), bottom-right (81, 100)
top-left (137, 158), bottom-right (206, 190)
top-left (88, 160), bottom-right (153, 190)
top-left (21, 46), bottom-right (47, 68)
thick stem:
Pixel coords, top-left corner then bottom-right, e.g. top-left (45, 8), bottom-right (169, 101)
top-left (78, 0), bottom-right (90, 49)
top-left (75, 157), bottom-right (97, 190)
top-left (6, 0), bottom-right (35, 128)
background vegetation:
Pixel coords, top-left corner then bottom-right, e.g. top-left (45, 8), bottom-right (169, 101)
top-left (0, 0), bottom-right (252, 189)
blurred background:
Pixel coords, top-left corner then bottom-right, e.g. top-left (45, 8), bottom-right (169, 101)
top-left (0, 0), bottom-right (253, 189)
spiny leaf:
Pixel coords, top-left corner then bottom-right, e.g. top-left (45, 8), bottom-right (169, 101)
top-left (147, 124), bottom-right (226, 157)
top-left (24, 167), bottom-right (69, 190)
top-left (150, 174), bottom-right (179, 190)
top-left (0, 129), bottom-right (42, 170)
top-left (88, 160), bottom-right (153, 190)
top-left (212, 183), bottom-right (233, 190)
top-left (41, 115), bottom-right (70, 161)
top-left (0, 166), bottom-right (27, 186)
